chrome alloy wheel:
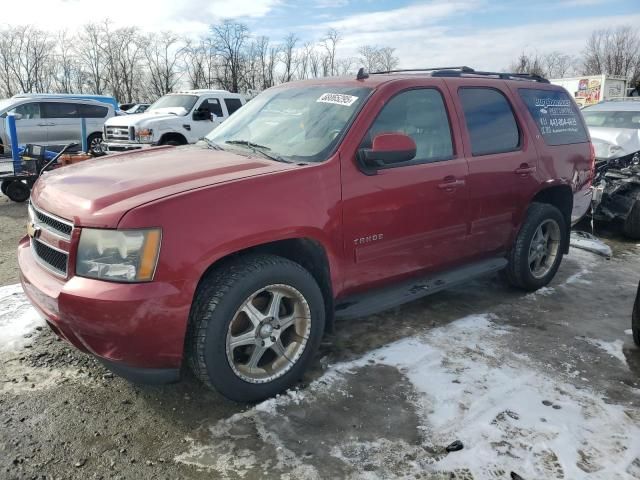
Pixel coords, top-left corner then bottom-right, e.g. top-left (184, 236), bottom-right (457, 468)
top-left (226, 284), bottom-right (312, 384)
top-left (528, 219), bottom-right (561, 279)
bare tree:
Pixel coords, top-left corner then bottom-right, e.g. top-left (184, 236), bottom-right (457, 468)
top-left (582, 25), bottom-right (640, 83)
top-left (280, 33), bottom-right (298, 83)
top-left (321, 28), bottom-right (340, 76)
top-left (144, 32), bottom-right (183, 99)
top-left (358, 45), bottom-right (399, 72)
top-left (509, 51), bottom-right (546, 77)
top-left (542, 51), bottom-right (575, 78)
top-left (211, 21), bottom-right (249, 93)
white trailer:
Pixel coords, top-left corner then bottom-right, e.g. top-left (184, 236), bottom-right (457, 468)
top-left (549, 74), bottom-right (628, 107)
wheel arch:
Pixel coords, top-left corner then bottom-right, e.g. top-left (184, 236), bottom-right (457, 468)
top-left (158, 132), bottom-right (188, 145)
top-left (192, 237), bottom-right (335, 333)
top-left (530, 184), bottom-right (573, 253)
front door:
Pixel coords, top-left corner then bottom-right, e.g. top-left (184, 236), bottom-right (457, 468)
top-left (341, 87), bottom-right (470, 293)
top-left (191, 97), bottom-right (225, 140)
top-left (9, 102), bottom-right (48, 145)
top-left (42, 102), bottom-right (82, 145)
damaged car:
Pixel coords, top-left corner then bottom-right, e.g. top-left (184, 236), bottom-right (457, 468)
top-left (583, 100), bottom-right (640, 238)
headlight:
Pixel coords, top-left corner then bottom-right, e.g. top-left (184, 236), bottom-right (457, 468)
top-left (136, 128), bottom-right (153, 143)
top-left (76, 228), bottom-right (161, 282)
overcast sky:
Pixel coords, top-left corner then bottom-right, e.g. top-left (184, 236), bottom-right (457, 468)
top-left (3, 0), bottom-right (640, 70)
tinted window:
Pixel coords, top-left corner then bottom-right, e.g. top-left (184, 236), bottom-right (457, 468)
top-left (10, 102), bottom-right (41, 119)
top-left (363, 89), bottom-right (453, 165)
top-left (519, 89), bottom-right (588, 146)
top-left (202, 98), bottom-right (223, 117)
top-left (224, 98), bottom-right (243, 115)
top-left (42, 102), bottom-right (80, 119)
top-left (79, 104), bottom-right (108, 118)
top-left (459, 88), bottom-right (520, 156)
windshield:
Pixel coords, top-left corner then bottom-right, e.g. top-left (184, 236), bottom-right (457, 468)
top-left (148, 94), bottom-right (198, 115)
top-left (206, 86), bottom-right (371, 162)
top-left (583, 110), bottom-right (640, 129)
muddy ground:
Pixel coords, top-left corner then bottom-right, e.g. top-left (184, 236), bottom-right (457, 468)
top-left (1, 194), bottom-right (639, 479)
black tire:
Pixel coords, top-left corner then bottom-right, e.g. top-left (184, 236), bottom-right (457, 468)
top-left (633, 281), bottom-right (640, 347)
top-left (1, 180), bottom-right (11, 196)
top-left (187, 254), bottom-right (325, 402)
top-left (87, 133), bottom-right (105, 156)
top-left (5, 180), bottom-right (30, 203)
top-left (623, 197), bottom-right (640, 240)
top-left (504, 202), bottom-right (567, 291)
top-left (160, 139), bottom-right (182, 146)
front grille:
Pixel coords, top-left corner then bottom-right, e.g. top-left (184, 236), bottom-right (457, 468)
top-left (32, 238), bottom-right (68, 275)
top-left (105, 125), bottom-right (133, 142)
top-left (30, 203), bottom-right (73, 239)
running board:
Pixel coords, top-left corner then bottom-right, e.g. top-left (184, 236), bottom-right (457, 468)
top-left (335, 257), bottom-right (508, 319)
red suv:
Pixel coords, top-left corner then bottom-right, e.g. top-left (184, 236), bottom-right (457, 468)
top-left (19, 67), bottom-right (594, 402)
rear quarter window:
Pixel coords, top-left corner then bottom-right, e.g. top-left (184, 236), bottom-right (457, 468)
top-left (518, 88), bottom-right (588, 146)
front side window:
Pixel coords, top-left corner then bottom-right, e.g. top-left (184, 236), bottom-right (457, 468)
top-left (201, 98), bottom-right (223, 117)
top-left (10, 102), bottom-right (41, 119)
top-left (361, 88), bottom-right (453, 165)
top-left (519, 88), bottom-right (588, 145)
top-left (207, 86), bottom-right (371, 163)
top-left (42, 102), bottom-right (80, 119)
top-left (148, 94), bottom-right (198, 116)
top-left (459, 88), bottom-right (520, 156)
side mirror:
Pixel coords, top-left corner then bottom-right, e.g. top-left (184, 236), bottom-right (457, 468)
top-left (193, 109), bottom-right (209, 121)
top-left (358, 133), bottom-right (416, 174)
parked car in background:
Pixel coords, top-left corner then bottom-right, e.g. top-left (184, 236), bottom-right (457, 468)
top-left (583, 99), bottom-right (640, 238)
top-left (19, 68), bottom-right (594, 402)
top-left (125, 104), bottom-right (150, 115)
top-left (14, 93), bottom-right (119, 112)
top-left (102, 89), bottom-right (245, 152)
top-left (0, 96), bottom-right (116, 155)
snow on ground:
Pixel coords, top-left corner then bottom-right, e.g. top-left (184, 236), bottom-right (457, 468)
top-left (178, 314), bottom-right (640, 479)
top-left (582, 337), bottom-right (628, 366)
top-left (0, 284), bottom-right (43, 353)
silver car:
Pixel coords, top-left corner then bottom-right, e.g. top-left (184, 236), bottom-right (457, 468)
top-left (0, 96), bottom-right (115, 154)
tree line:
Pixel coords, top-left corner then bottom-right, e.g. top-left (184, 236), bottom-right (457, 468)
top-left (0, 21), bottom-right (399, 103)
top-left (509, 25), bottom-right (640, 85)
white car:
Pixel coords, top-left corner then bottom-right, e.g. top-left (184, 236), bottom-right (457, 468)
top-left (0, 96), bottom-right (116, 154)
top-left (103, 90), bottom-right (246, 152)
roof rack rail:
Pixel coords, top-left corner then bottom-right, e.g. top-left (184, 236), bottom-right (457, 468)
top-left (368, 66), bottom-right (549, 83)
top-left (371, 66), bottom-right (474, 75)
top-left (431, 68), bottom-right (549, 83)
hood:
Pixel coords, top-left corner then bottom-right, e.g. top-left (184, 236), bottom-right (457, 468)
top-left (105, 109), bottom-right (187, 128)
top-left (31, 145), bottom-right (296, 228)
top-left (589, 127), bottom-right (640, 160)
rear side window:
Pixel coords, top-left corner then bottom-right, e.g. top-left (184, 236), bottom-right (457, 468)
top-left (459, 88), bottom-right (520, 156)
top-left (224, 98), bottom-right (243, 115)
top-left (42, 102), bottom-right (80, 119)
top-left (518, 88), bottom-right (588, 146)
top-left (79, 104), bottom-right (108, 118)
top-left (363, 88), bottom-right (454, 165)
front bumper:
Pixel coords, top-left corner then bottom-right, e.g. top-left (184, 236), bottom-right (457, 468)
top-left (18, 236), bottom-right (191, 382)
top-left (104, 141), bottom-right (154, 152)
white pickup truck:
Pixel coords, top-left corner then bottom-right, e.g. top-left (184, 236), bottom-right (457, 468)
top-left (103, 89), bottom-right (246, 152)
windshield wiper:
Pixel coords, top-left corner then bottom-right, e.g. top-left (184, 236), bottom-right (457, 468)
top-left (203, 138), bottom-right (223, 150)
top-left (225, 140), bottom-right (290, 163)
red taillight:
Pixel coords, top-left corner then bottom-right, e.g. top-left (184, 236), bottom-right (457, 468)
top-left (589, 142), bottom-right (596, 182)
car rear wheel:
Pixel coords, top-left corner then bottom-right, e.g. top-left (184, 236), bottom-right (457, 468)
top-left (504, 202), bottom-right (567, 291)
top-left (87, 133), bottom-right (105, 156)
top-left (623, 195), bottom-right (640, 240)
top-left (4, 180), bottom-right (30, 203)
top-left (187, 254), bottom-right (325, 402)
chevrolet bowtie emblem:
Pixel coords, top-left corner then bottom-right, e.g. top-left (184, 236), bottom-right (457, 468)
top-left (27, 222), bottom-right (41, 239)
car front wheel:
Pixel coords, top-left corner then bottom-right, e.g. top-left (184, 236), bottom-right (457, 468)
top-left (187, 254), bottom-right (325, 402)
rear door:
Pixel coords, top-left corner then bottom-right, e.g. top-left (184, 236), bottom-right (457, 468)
top-left (8, 102), bottom-right (48, 144)
top-left (42, 102), bottom-right (82, 144)
top-left (448, 82), bottom-right (539, 256)
top-left (79, 103), bottom-right (110, 138)
top-left (341, 85), bottom-right (471, 292)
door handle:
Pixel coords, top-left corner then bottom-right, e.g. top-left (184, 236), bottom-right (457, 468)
top-left (438, 176), bottom-right (465, 191)
top-left (37, 123), bottom-right (50, 127)
top-left (514, 164), bottom-right (536, 176)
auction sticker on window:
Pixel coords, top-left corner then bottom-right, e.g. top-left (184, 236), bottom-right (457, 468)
top-left (317, 93), bottom-right (359, 106)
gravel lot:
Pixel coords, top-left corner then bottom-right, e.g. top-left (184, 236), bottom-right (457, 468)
top-left (1, 194), bottom-right (639, 479)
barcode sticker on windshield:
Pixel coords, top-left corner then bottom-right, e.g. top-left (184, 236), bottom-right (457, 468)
top-left (316, 93), bottom-right (358, 106)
